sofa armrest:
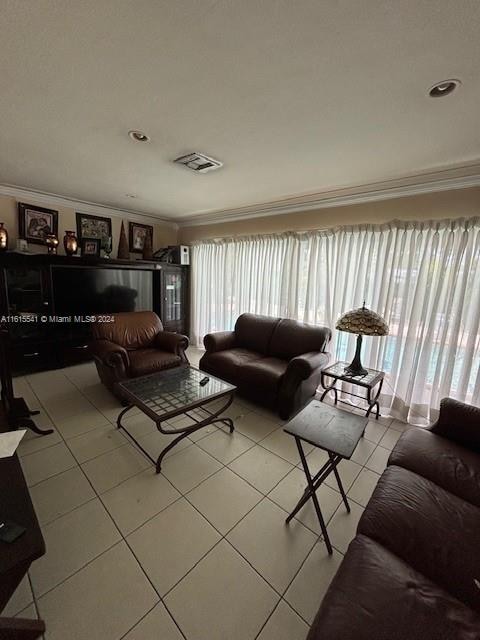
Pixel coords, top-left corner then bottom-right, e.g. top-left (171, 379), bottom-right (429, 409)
top-left (203, 331), bottom-right (236, 353)
top-left (285, 351), bottom-right (330, 381)
top-left (429, 397), bottom-right (480, 452)
top-left (89, 339), bottom-right (130, 370)
top-left (154, 331), bottom-right (189, 356)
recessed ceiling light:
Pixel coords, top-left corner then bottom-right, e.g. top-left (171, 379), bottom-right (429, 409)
top-left (428, 79), bottom-right (460, 98)
top-left (128, 130), bottom-right (150, 142)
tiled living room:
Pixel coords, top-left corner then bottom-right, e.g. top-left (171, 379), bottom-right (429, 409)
top-left (5, 347), bottom-right (406, 639)
top-left (1, 2), bottom-right (480, 640)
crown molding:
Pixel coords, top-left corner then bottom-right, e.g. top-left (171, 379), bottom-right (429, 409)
top-left (177, 164), bottom-right (480, 227)
top-left (0, 183), bottom-right (178, 230)
top-left (2, 163), bottom-right (480, 231)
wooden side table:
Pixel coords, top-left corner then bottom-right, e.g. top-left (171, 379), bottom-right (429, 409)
top-left (320, 361), bottom-right (385, 419)
top-left (284, 401), bottom-right (367, 554)
top-left (0, 453), bottom-right (46, 639)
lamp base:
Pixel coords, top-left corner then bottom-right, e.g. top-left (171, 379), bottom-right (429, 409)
top-left (344, 363), bottom-right (368, 377)
top-left (344, 334), bottom-right (368, 377)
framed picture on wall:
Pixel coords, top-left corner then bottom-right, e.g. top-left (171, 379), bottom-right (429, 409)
top-left (18, 202), bottom-right (58, 245)
top-left (76, 212), bottom-right (112, 251)
top-left (80, 238), bottom-right (101, 257)
top-left (129, 222), bottom-right (153, 253)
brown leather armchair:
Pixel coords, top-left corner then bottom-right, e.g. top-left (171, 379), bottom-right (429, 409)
top-left (90, 311), bottom-right (189, 399)
top-left (200, 313), bottom-right (331, 419)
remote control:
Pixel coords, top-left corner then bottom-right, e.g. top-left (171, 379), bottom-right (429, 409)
top-left (199, 376), bottom-right (210, 386)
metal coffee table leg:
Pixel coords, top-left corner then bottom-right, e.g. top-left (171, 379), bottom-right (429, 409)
top-left (117, 392), bottom-right (235, 473)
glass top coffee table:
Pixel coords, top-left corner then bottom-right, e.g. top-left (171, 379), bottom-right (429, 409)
top-left (116, 365), bottom-right (236, 473)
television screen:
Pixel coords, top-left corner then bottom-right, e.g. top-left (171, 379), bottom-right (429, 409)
top-left (52, 266), bottom-right (153, 316)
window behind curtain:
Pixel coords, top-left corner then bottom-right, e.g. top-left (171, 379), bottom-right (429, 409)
top-left (191, 217), bottom-right (480, 423)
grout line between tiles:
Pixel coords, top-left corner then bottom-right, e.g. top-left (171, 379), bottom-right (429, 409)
top-left (17, 361), bottom-right (392, 639)
top-left (59, 419), bottom-right (187, 639)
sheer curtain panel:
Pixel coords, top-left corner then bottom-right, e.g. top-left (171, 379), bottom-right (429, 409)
top-left (191, 217), bottom-right (480, 423)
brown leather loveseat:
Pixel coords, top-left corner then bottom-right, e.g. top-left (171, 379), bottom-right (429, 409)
top-left (90, 311), bottom-right (189, 399)
top-left (307, 397), bottom-right (480, 640)
top-left (199, 313), bottom-right (331, 419)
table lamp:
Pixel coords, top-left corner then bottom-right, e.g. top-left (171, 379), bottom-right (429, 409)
top-left (336, 303), bottom-right (389, 376)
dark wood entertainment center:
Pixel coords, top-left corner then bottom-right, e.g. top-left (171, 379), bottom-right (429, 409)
top-left (0, 252), bottom-right (189, 375)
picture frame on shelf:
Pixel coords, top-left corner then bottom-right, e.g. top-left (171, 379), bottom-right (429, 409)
top-left (18, 202), bottom-right (58, 245)
top-left (80, 238), bottom-right (101, 257)
top-left (129, 222), bottom-right (153, 253)
top-left (76, 212), bottom-right (112, 252)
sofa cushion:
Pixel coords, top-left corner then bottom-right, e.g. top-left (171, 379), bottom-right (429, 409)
top-left (390, 428), bottom-right (480, 508)
top-left (268, 318), bottom-right (330, 360)
top-left (307, 534), bottom-right (480, 640)
top-left (92, 311), bottom-right (163, 350)
top-left (129, 349), bottom-right (181, 377)
top-left (234, 314), bottom-right (279, 355)
top-left (236, 357), bottom-right (288, 394)
top-left (357, 465), bottom-right (480, 612)
top-left (430, 397), bottom-right (480, 453)
top-left (200, 348), bottom-right (263, 385)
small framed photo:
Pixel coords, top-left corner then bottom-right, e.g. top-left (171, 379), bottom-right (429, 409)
top-left (129, 222), bottom-right (153, 253)
top-left (81, 238), bottom-right (101, 257)
top-left (18, 202), bottom-right (58, 245)
top-left (76, 212), bottom-right (112, 250)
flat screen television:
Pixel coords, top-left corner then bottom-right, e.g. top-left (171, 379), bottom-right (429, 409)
top-left (52, 266), bottom-right (153, 316)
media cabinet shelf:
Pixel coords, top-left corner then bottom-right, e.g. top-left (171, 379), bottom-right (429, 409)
top-left (0, 252), bottom-right (189, 375)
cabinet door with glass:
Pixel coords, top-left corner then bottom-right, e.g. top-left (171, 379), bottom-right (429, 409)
top-left (160, 266), bottom-right (188, 335)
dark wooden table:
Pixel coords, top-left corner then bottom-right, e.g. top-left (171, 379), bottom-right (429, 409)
top-left (319, 361), bottom-right (385, 419)
top-left (0, 430), bottom-right (46, 639)
top-left (117, 365), bottom-right (236, 473)
top-left (284, 400), bottom-right (367, 554)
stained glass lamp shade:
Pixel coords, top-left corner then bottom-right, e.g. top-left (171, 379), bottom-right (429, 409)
top-left (336, 304), bottom-right (389, 376)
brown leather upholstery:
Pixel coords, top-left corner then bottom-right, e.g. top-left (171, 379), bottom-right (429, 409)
top-left (389, 427), bottom-right (480, 507)
top-left (268, 318), bottom-right (330, 360)
top-left (90, 311), bottom-right (188, 399)
top-left (430, 396), bottom-right (480, 452)
top-left (308, 535), bottom-right (480, 640)
top-left (358, 465), bottom-right (480, 612)
top-left (308, 397), bottom-right (480, 640)
top-left (202, 348), bottom-right (264, 383)
top-left (92, 311), bottom-right (162, 349)
top-left (129, 349), bottom-right (181, 377)
top-left (234, 313), bottom-right (278, 353)
top-left (199, 314), bottom-right (331, 419)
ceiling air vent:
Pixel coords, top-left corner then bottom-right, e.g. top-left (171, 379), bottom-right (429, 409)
top-left (174, 152), bottom-right (223, 173)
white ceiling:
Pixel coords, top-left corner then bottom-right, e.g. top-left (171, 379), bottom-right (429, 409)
top-left (1, 0), bottom-right (479, 221)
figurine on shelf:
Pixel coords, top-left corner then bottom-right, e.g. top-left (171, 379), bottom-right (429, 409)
top-left (0, 222), bottom-right (8, 251)
top-left (45, 234), bottom-right (59, 254)
top-left (63, 230), bottom-right (78, 256)
top-left (117, 222), bottom-right (129, 259)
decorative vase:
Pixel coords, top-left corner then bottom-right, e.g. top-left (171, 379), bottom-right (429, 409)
top-left (63, 231), bottom-right (78, 256)
top-left (117, 222), bottom-right (129, 259)
top-left (0, 222), bottom-right (8, 252)
top-left (142, 230), bottom-right (153, 260)
top-left (45, 234), bottom-right (59, 254)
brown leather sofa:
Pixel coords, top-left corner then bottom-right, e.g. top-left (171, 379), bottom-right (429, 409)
top-left (199, 313), bottom-right (331, 419)
top-left (90, 311), bottom-right (189, 399)
top-left (307, 397), bottom-right (480, 640)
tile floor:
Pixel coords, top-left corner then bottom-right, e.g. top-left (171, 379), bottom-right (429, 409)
top-left (6, 347), bottom-right (410, 640)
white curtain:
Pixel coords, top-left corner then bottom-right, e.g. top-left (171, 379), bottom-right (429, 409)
top-left (191, 217), bottom-right (480, 424)
top-left (191, 233), bottom-right (302, 341)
